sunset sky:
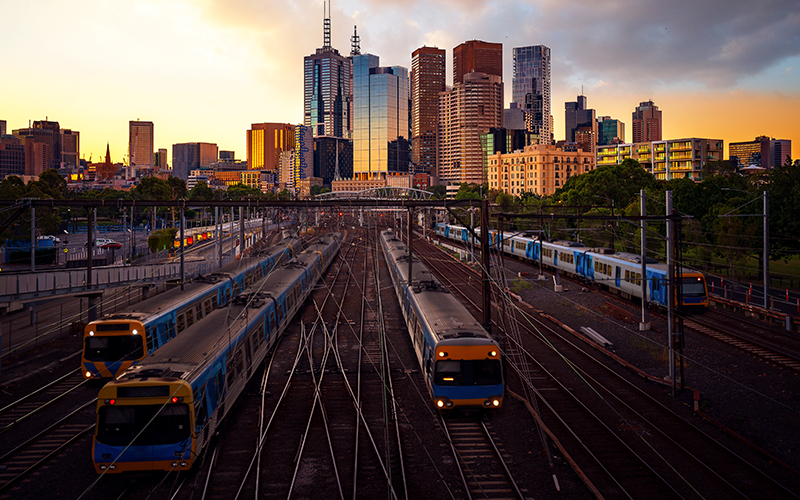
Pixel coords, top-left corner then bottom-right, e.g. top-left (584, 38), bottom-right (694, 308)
top-left (3, 0), bottom-right (799, 164)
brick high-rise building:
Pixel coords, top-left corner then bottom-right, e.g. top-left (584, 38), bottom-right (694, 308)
top-left (247, 123), bottom-right (295, 171)
top-left (453, 40), bottom-right (502, 86)
top-left (411, 46), bottom-right (446, 177)
top-left (438, 72), bottom-right (503, 186)
top-left (632, 100), bottom-right (662, 143)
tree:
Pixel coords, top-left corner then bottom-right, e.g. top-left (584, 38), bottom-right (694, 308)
top-left (188, 181), bottom-right (214, 201)
top-left (311, 185), bottom-right (331, 196)
top-left (427, 185), bottom-right (446, 199)
top-left (226, 183), bottom-right (262, 200)
top-left (766, 157), bottom-right (800, 260)
top-left (454, 183), bottom-right (485, 200)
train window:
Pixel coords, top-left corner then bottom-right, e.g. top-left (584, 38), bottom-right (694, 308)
top-left (204, 299), bottom-right (213, 315)
top-left (177, 314), bottom-right (186, 333)
top-left (625, 270), bottom-right (630, 282)
top-left (434, 360), bottom-right (462, 385)
top-left (186, 309), bottom-right (194, 327)
top-left (84, 335), bottom-right (144, 361)
top-left (96, 404), bottom-right (190, 447)
top-left (196, 303), bottom-right (203, 320)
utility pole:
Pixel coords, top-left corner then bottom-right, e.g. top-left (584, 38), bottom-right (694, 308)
top-left (764, 191), bottom-right (770, 309)
top-left (666, 191), bottom-right (675, 396)
top-left (640, 189), bottom-right (650, 331)
top-left (481, 199), bottom-right (492, 332)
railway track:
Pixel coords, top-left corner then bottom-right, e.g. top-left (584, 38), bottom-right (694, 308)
top-left (442, 416), bottom-right (527, 499)
top-left (196, 229), bottom-right (409, 499)
top-left (684, 309), bottom-right (800, 372)
top-left (413, 234), bottom-right (800, 499)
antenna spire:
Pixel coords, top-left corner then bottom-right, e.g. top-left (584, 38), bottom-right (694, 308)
top-left (323, 0), bottom-right (332, 50)
top-left (350, 25), bottom-right (361, 56)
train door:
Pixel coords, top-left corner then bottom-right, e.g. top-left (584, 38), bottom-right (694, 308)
top-left (532, 241), bottom-right (540, 262)
top-left (554, 250), bottom-right (558, 267)
top-left (575, 252), bottom-right (584, 276)
top-left (615, 266), bottom-right (621, 288)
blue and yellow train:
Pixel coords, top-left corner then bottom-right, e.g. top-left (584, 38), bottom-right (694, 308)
top-left (434, 222), bottom-right (708, 308)
top-left (92, 233), bottom-right (341, 473)
top-left (81, 233), bottom-right (302, 380)
top-left (381, 229), bottom-right (503, 410)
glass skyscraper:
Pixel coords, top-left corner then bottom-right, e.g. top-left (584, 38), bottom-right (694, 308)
top-left (352, 54), bottom-right (409, 180)
top-left (512, 45), bottom-right (551, 144)
top-left (303, 3), bottom-right (351, 138)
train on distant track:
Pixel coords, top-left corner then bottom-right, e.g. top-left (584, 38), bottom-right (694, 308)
top-left (434, 223), bottom-right (708, 309)
top-left (81, 232), bottom-right (302, 380)
top-left (381, 229), bottom-right (503, 410)
top-left (92, 232), bottom-right (341, 473)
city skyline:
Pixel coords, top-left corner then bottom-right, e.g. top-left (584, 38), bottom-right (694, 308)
top-left (2, 0), bottom-right (798, 165)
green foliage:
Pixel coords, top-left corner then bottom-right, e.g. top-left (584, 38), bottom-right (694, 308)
top-left (188, 181), bottom-right (214, 201)
top-left (454, 183), bottom-right (486, 200)
top-left (766, 158), bottom-right (800, 259)
top-left (427, 184), bottom-right (446, 199)
top-left (311, 185), bottom-right (331, 196)
top-left (147, 228), bottom-right (178, 253)
top-left (226, 183), bottom-right (262, 200)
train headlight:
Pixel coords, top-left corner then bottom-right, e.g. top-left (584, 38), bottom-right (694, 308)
top-left (89, 330), bottom-right (95, 336)
top-left (171, 461), bottom-right (179, 468)
top-left (489, 350), bottom-right (497, 357)
top-left (438, 351), bottom-right (448, 358)
top-left (132, 329), bottom-right (138, 335)
top-left (435, 397), bottom-right (453, 408)
top-left (109, 464), bottom-right (116, 470)
top-left (99, 464), bottom-right (107, 470)
top-left (484, 396), bottom-right (502, 408)
top-left (85, 371), bottom-right (93, 378)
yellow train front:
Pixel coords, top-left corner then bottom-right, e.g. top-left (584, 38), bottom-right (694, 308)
top-left (430, 338), bottom-right (503, 410)
top-left (82, 319), bottom-right (148, 379)
top-left (93, 374), bottom-right (196, 473)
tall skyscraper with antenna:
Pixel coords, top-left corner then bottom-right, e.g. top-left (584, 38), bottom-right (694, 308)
top-left (303, 1), bottom-right (352, 139)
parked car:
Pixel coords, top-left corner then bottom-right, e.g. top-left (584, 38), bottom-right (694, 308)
top-left (37, 235), bottom-right (61, 244)
top-left (85, 238), bottom-right (114, 247)
top-left (101, 241), bottom-right (122, 249)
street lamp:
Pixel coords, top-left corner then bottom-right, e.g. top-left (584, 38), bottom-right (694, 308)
top-left (721, 188), bottom-right (769, 309)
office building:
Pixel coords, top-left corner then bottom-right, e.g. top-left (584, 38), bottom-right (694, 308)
top-left (247, 123), bottom-right (295, 171)
top-left (411, 46), bottom-right (446, 176)
top-left (632, 101), bottom-right (661, 143)
top-left (303, 2), bottom-right (351, 138)
top-left (219, 150), bottom-right (235, 161)
top-left (154, 148), bottom-right (169, 170)
top-left (565, 95), bottom-right (597, 150)
top-left (129, 120), bottom-right (154, 170)
top-left (438, 72), bottom-right (503, 186)
top-left (729, 136), bottom-right (792, 169)
top-left (59, 129), bottom-right (80, 167)
top-left (481, 127), bottom-right (537, 158)
top-left (0, 134), bottom-right (25, 179)
top-left (172, 142), bottom-right (218, 180)
top-left (453, 40), bottom-right (502, 85)
top-left (291, 125), bottom-right (313, 195)
top-left (0, 120), bottom-right (6, 136)
top-left (487, 143), bottom-right (595, 197)
top-left (13, 121), bottom-right (59, 170)
top-left (596, 137), bottom-right (722, 180)
top-left (352, 53), bottom-right (410, 180)
top-left (512, 45), bottom-right (551, 144)
top-left (314, 136), bottom-right (353, 185)
top-left (504, 103), bottom-right (527, 130)
top-left (597, 116), bottom-right (625, 145)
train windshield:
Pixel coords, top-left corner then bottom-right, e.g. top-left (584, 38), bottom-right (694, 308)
top-left (96, 404), bottom-right (191, 446)
top-left (434, 359), bottom-right (502, 386)
top-left (84, 335), bottom-right (144, 361)
top-left (680, 277), bottom-right (706, 297)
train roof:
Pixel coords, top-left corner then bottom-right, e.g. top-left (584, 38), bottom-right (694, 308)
top-left (113, 233), bottom-right (340, 383)
top-left (381, 230), bottom-right (493, 342)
